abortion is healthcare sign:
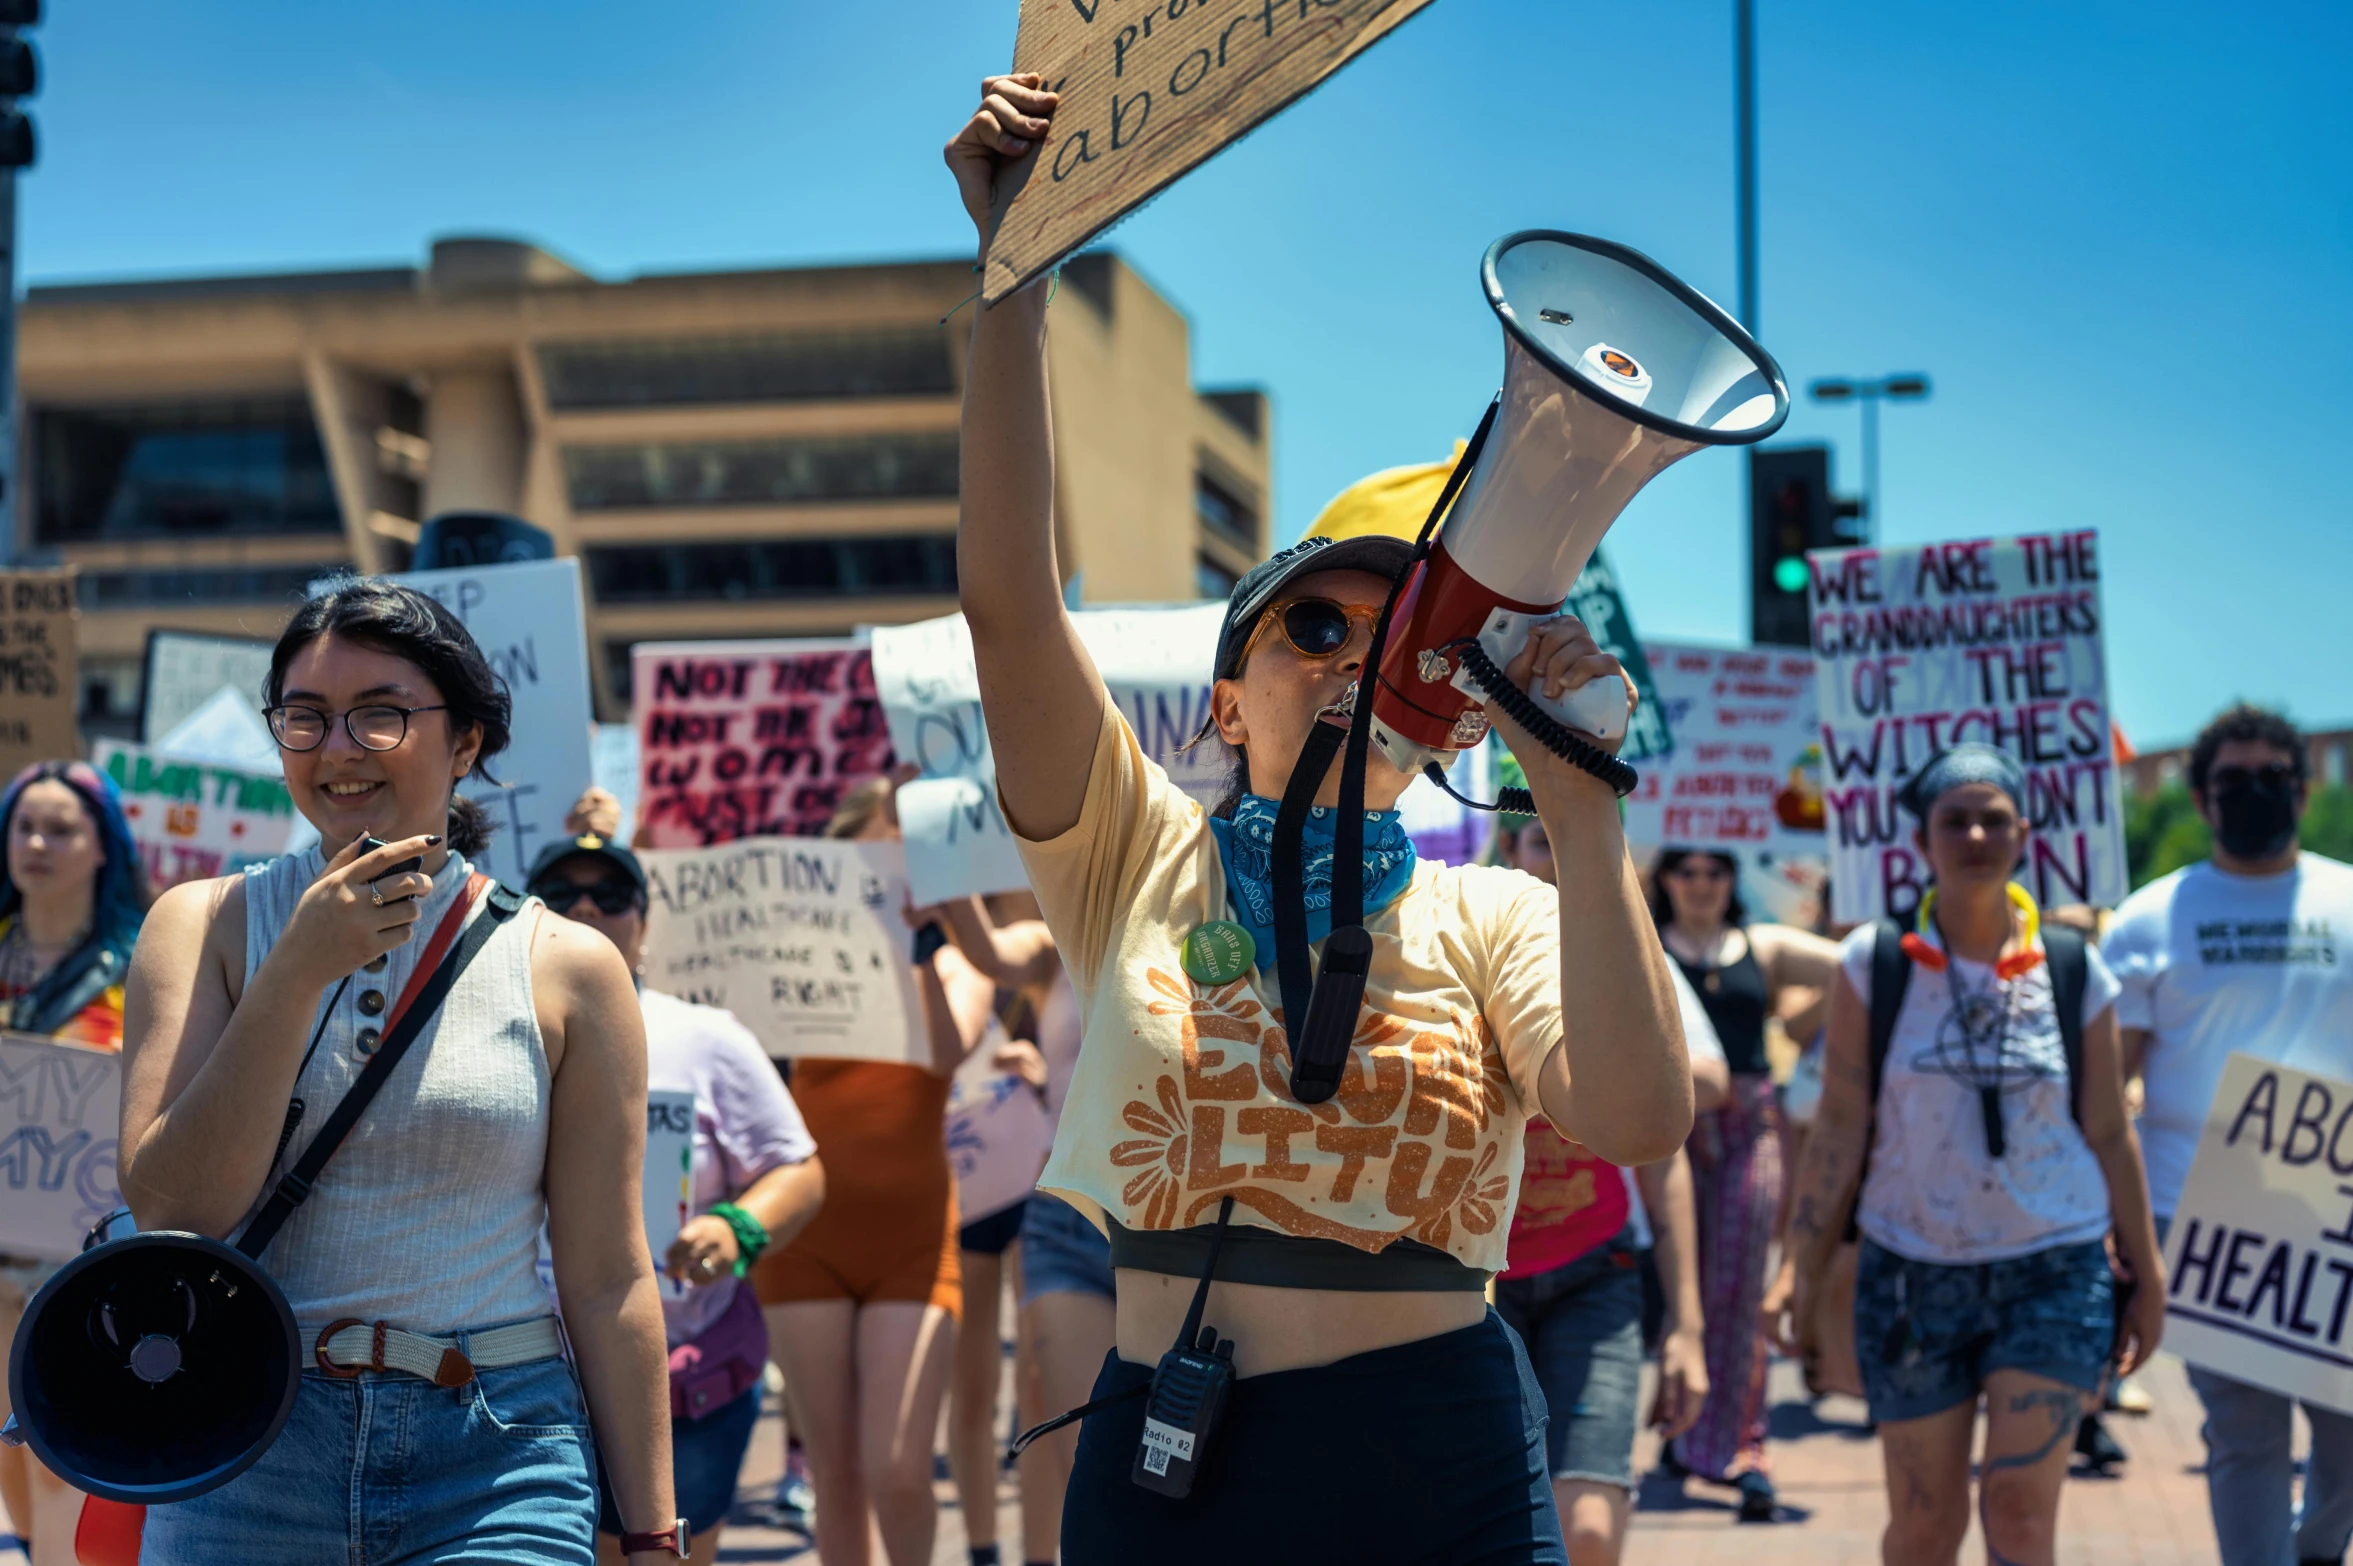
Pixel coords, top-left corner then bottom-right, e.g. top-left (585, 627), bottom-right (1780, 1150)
top-left (2163, 1055), bottom-right (2353, 1417)
top-left (1807, 530), bottom-right (2125, 922)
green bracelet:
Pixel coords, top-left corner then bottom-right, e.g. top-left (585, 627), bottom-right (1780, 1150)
top-left (708, 1201), bottom-right (770, 1277)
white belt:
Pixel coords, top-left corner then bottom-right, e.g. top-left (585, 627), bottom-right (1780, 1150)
top-left (306, 1315), bottom-right (565, 1389)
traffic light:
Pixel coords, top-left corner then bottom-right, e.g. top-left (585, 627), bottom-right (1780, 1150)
top-left (0, 0), bottom-right (35, 171)
top-left (1748, 444), bottom-right (1852, 648)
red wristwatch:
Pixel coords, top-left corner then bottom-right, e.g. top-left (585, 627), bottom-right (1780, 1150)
top-left (620, 1520), bottom-right (689, 1558)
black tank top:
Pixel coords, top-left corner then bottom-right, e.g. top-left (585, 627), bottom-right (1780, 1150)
top-left (1670, 935), bottom-right (1772, 1077)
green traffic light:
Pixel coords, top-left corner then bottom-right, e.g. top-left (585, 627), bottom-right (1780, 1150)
top-left (1772, 556), bottom-right (1809, 594)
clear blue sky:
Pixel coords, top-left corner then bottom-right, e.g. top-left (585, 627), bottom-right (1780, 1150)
top-left (23, 0), bottom-right (2349, 747)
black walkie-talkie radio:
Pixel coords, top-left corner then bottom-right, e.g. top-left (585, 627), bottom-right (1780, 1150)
top-left (1129, 1197), bottom-right (1237, 1498)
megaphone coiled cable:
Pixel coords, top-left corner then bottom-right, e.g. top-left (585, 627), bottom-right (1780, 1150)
top-left (1442, 638), bottom-right (1640, 801)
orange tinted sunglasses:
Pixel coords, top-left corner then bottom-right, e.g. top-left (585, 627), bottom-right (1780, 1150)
top-left (1235, 597), bottom-right (1382, 669)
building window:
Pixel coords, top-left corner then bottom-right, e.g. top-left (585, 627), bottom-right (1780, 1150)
top-left (34, 397), bottom-right (342, 543)
top-left (1196, 470), bottom-right (1258, 553)
top-left (539, 328), bottom-right (955, 410)
top-left (585, 536), bottom-right (957, 604)
top-left (563, 432), bottom-right (959, 511)
top-left (76, 562), bottom-right (349, 609)
top-left (1197, 554), bottom-right (1240, 601)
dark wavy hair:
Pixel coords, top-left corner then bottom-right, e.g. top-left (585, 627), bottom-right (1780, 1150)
top-left (2189, 703), bottom-right (2306, 797)
top-left (1648, 847), bottom-right (1746, 929)
top-left (268, 580), bottom-right (513, 857)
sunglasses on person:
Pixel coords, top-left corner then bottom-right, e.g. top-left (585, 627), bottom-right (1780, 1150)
top-left (1236, 598), bottom-right (1383, 668)
top-left (2209, 763), bottom-right (2298, 791)
top-left (532, 878), bottom-right (642, 916)
top-left (1667, 860), bottom-right (1735, 883)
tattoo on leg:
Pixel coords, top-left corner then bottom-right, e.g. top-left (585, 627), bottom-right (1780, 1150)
top-left (1978, 1389), bottom-right (2080, 1566)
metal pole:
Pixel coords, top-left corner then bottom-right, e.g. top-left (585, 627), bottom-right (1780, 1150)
top-left (1734, 0), bottom-right (1758, 333)
top-left (0, 164), bottom-right (17, 567)
top-left (1860, 390), bottom-right (1880, 545)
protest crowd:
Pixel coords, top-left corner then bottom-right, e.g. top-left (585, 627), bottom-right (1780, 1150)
top-left (0, 62), bottom-right (2342, 1566)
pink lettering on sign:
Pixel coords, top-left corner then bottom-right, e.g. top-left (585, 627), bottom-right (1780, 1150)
top-left (633, 640), bottom-right (897, 848)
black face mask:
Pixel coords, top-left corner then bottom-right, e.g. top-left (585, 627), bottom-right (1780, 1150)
top-left (2212, 773), bottom-right (2300, 861)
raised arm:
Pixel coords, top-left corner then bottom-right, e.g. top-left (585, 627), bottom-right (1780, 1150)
top-left (946, 77), bottom-right (1108, 840)
top-left (1750, 921), bottom-right (1843, 996)
top-left (936, 895), bottom-right (1062, 992)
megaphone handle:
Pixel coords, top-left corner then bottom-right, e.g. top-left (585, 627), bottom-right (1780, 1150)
top-left (1455, 640), bottom-right (1638, 798)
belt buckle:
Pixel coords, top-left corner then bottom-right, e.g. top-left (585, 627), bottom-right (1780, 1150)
top-left (314, 1317), bottom-right (383, 1379)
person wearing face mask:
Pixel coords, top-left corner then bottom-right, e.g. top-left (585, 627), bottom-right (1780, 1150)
top-left (947, 78), bottom-right (1690, 1564)
top-left (2103, 705), bottom-right (2353, 1566)
top-left (527, 800), bottom-right (830, 1566)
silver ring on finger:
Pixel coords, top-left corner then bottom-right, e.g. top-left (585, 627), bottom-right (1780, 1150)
top-left (369, 882), bottom-right (386, 907)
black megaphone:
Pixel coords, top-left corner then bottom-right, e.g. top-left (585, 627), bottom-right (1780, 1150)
top-left (3, 1211), bottom-right (300, 1504)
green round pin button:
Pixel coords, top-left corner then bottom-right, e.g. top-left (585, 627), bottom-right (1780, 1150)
top-left (1180, 920), bottom-right (1256, 986)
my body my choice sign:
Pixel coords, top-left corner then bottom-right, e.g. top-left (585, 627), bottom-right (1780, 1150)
top-left (2165, 1054), bottom-right (2353, 1416)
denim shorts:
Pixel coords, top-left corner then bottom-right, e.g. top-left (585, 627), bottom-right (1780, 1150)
top-left (598, 1382), bottom-right (759, 1538)
top-left (1021, 1191), bottom-right (1115, 1301)
top-left (141, 1352), bottom-right (597, 1564)
top-left (1854, 1237), bottom-right (2115, 1424)
top-left (1492, 1230), bottom-right (1646, 1488)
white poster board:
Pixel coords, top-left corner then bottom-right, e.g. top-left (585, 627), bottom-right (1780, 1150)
top-left (0, 1033), bottom-right (123, 1262)
top-left (945, 1034), bottom-right (1053, 1227)
top-left (93, 738), bottom-right (298, 892)
top-left (371, 559), bottom-right (596, 890)
top-left (2162, 1053), bottom-right (2353, 1415)
top-left (142, 631), bottom-right (273, 743)
top-left (1626, 641), bottom-right (1828, 927)
top-left (636, 837), bottom-right (924, 1064)
top-left (1806, 530), bottom-right (2125, 921)
top-left (869, 604), bottom-right (1231, 905)
top-left (643, 1088), bottom-right (694, 1296)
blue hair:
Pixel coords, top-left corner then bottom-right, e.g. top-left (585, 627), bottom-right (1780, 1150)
top-left (0, 760), bottom-right (149, 955)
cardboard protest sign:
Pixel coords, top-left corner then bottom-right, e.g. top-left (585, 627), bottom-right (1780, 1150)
top-left (141, 631), bottom-right (273, 744)
top-left (636, 838), bottom-right (924, 1064)
top-left (984, 0), bottom-right (1438, 302)
top-left (869, 605), bottom-right (1229, 904)
top-left (370, 559), bottom-right (596, 889)
top-left (1807, 530), bottom-right (2124, 922)
top-left (946, 1034), bottom-right (1053, 1227)
top-left (0, 1032), bottom-right (123, 1262)
top-left (0, 571), bottom-right (79, 779)
top-left (1561, 551), bottom-right (1670, 764)
top-left (93, 738), bottom-right (297, 892)
top-left (644, 1089), bottom-right (694, 1297)
top-left (1626, 641), bottom-right (1827, 928)
top-left (632, 639), bottom-right (895, 850)
top-left (2162, 1054), bottom-right (2353, 1416)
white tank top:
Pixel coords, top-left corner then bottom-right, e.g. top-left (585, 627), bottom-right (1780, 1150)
top-left (241, 847), bottom-right (553, 1334)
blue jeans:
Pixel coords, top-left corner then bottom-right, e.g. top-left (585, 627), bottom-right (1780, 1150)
top-left (1852, 1237), bottom-right (2114, 1424)
top-left (141, 1356), bottom-right (597, 1564)
top-left (1021, 1191), bottom-right (1115, 1301)
top-left (1492, 1230), bottom-right (1645, 1488)
top-left (2159, 1216), bottom-right (2353, 1566)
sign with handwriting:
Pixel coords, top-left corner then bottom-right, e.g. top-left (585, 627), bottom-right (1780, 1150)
top-left (0, 1032), bottom-right (122, 1262)
top-left (0, 571), bottom-right (78, 778)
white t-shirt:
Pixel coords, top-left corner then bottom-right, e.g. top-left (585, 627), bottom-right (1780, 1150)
top-left (1623, 960), bottom-right (1728, 1249)
top-left (1843, 923), bottom-right (2120, 1264)
top-left (2105, 854), bottom-right (2353, 1220)
top-left (642, 988), bottom-right (816, 1345)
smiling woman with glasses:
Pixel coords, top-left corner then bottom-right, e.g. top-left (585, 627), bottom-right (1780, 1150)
top-left (264, 702), bottom-right (451, 754)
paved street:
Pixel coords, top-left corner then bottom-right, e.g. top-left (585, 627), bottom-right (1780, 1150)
top-left (700, 1350), bottom-right (2233, 1565)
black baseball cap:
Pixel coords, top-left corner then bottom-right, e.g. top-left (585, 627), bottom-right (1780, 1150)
top-left (1211, 534), bottom-right (1417, 683)
top-left (525, 832), bottom-right (647, 899)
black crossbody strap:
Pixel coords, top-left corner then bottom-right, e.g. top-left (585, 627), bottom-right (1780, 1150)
top-left (236, 883), bottom-right (526, 1261)
top-left (1846, 917), bottom-right (1912, 1243)
top-left (2043, 924), bottom-right (2089, 1129)
top-left (1271, 719), bottom-right (1345, 1039)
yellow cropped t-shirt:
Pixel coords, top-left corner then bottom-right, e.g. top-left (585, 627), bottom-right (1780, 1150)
top-left (1016, 701), bottom-right (1567, 1275)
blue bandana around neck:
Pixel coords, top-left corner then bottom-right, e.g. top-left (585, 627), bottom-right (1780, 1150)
top-left (1208, 795), bottom-right (1417, 972)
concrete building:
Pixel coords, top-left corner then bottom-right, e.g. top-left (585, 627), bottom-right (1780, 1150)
top-left (18, 236), bottom-right (1271, 726)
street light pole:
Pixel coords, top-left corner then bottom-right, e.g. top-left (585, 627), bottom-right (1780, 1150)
top-left (1806, 374), bottom-right (1930, 543)
top-left (1734, 0), bottom-right (1757, 333)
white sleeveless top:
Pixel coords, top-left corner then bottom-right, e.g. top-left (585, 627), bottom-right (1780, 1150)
top-left (241, 847), bottom-right (554, 1334)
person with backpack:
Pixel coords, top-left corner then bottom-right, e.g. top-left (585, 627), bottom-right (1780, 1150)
top-left (1769, 745), bottom-right (2165, 1566)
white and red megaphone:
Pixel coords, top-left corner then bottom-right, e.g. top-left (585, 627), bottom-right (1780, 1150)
top-left (1369, 231), bottom-right (1789, 779)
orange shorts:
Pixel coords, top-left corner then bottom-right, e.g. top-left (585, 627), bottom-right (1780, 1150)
top-left (753, 1059), bottom-right (963, 1321)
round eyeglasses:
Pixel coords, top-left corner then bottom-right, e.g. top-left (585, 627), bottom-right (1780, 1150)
top-left (265, 703), bottom-right (449, 753)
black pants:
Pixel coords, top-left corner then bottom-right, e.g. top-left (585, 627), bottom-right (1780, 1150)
top-left (1061, 1309), bottom-right (1567, 1566)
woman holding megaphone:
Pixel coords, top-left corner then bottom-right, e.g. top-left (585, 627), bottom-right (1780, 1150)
top-left (108, 582), bottom-right (680, 1563)
top-left (946, 80), bottom-right (1693, 1563)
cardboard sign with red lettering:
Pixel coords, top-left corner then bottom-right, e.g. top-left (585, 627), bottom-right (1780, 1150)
top-left (983, 0), bottom-right (1439, 302)
top-left (1806, 530), bottom-right (2123, 922)
top-left (632, 639), bottom-right (896, 849)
